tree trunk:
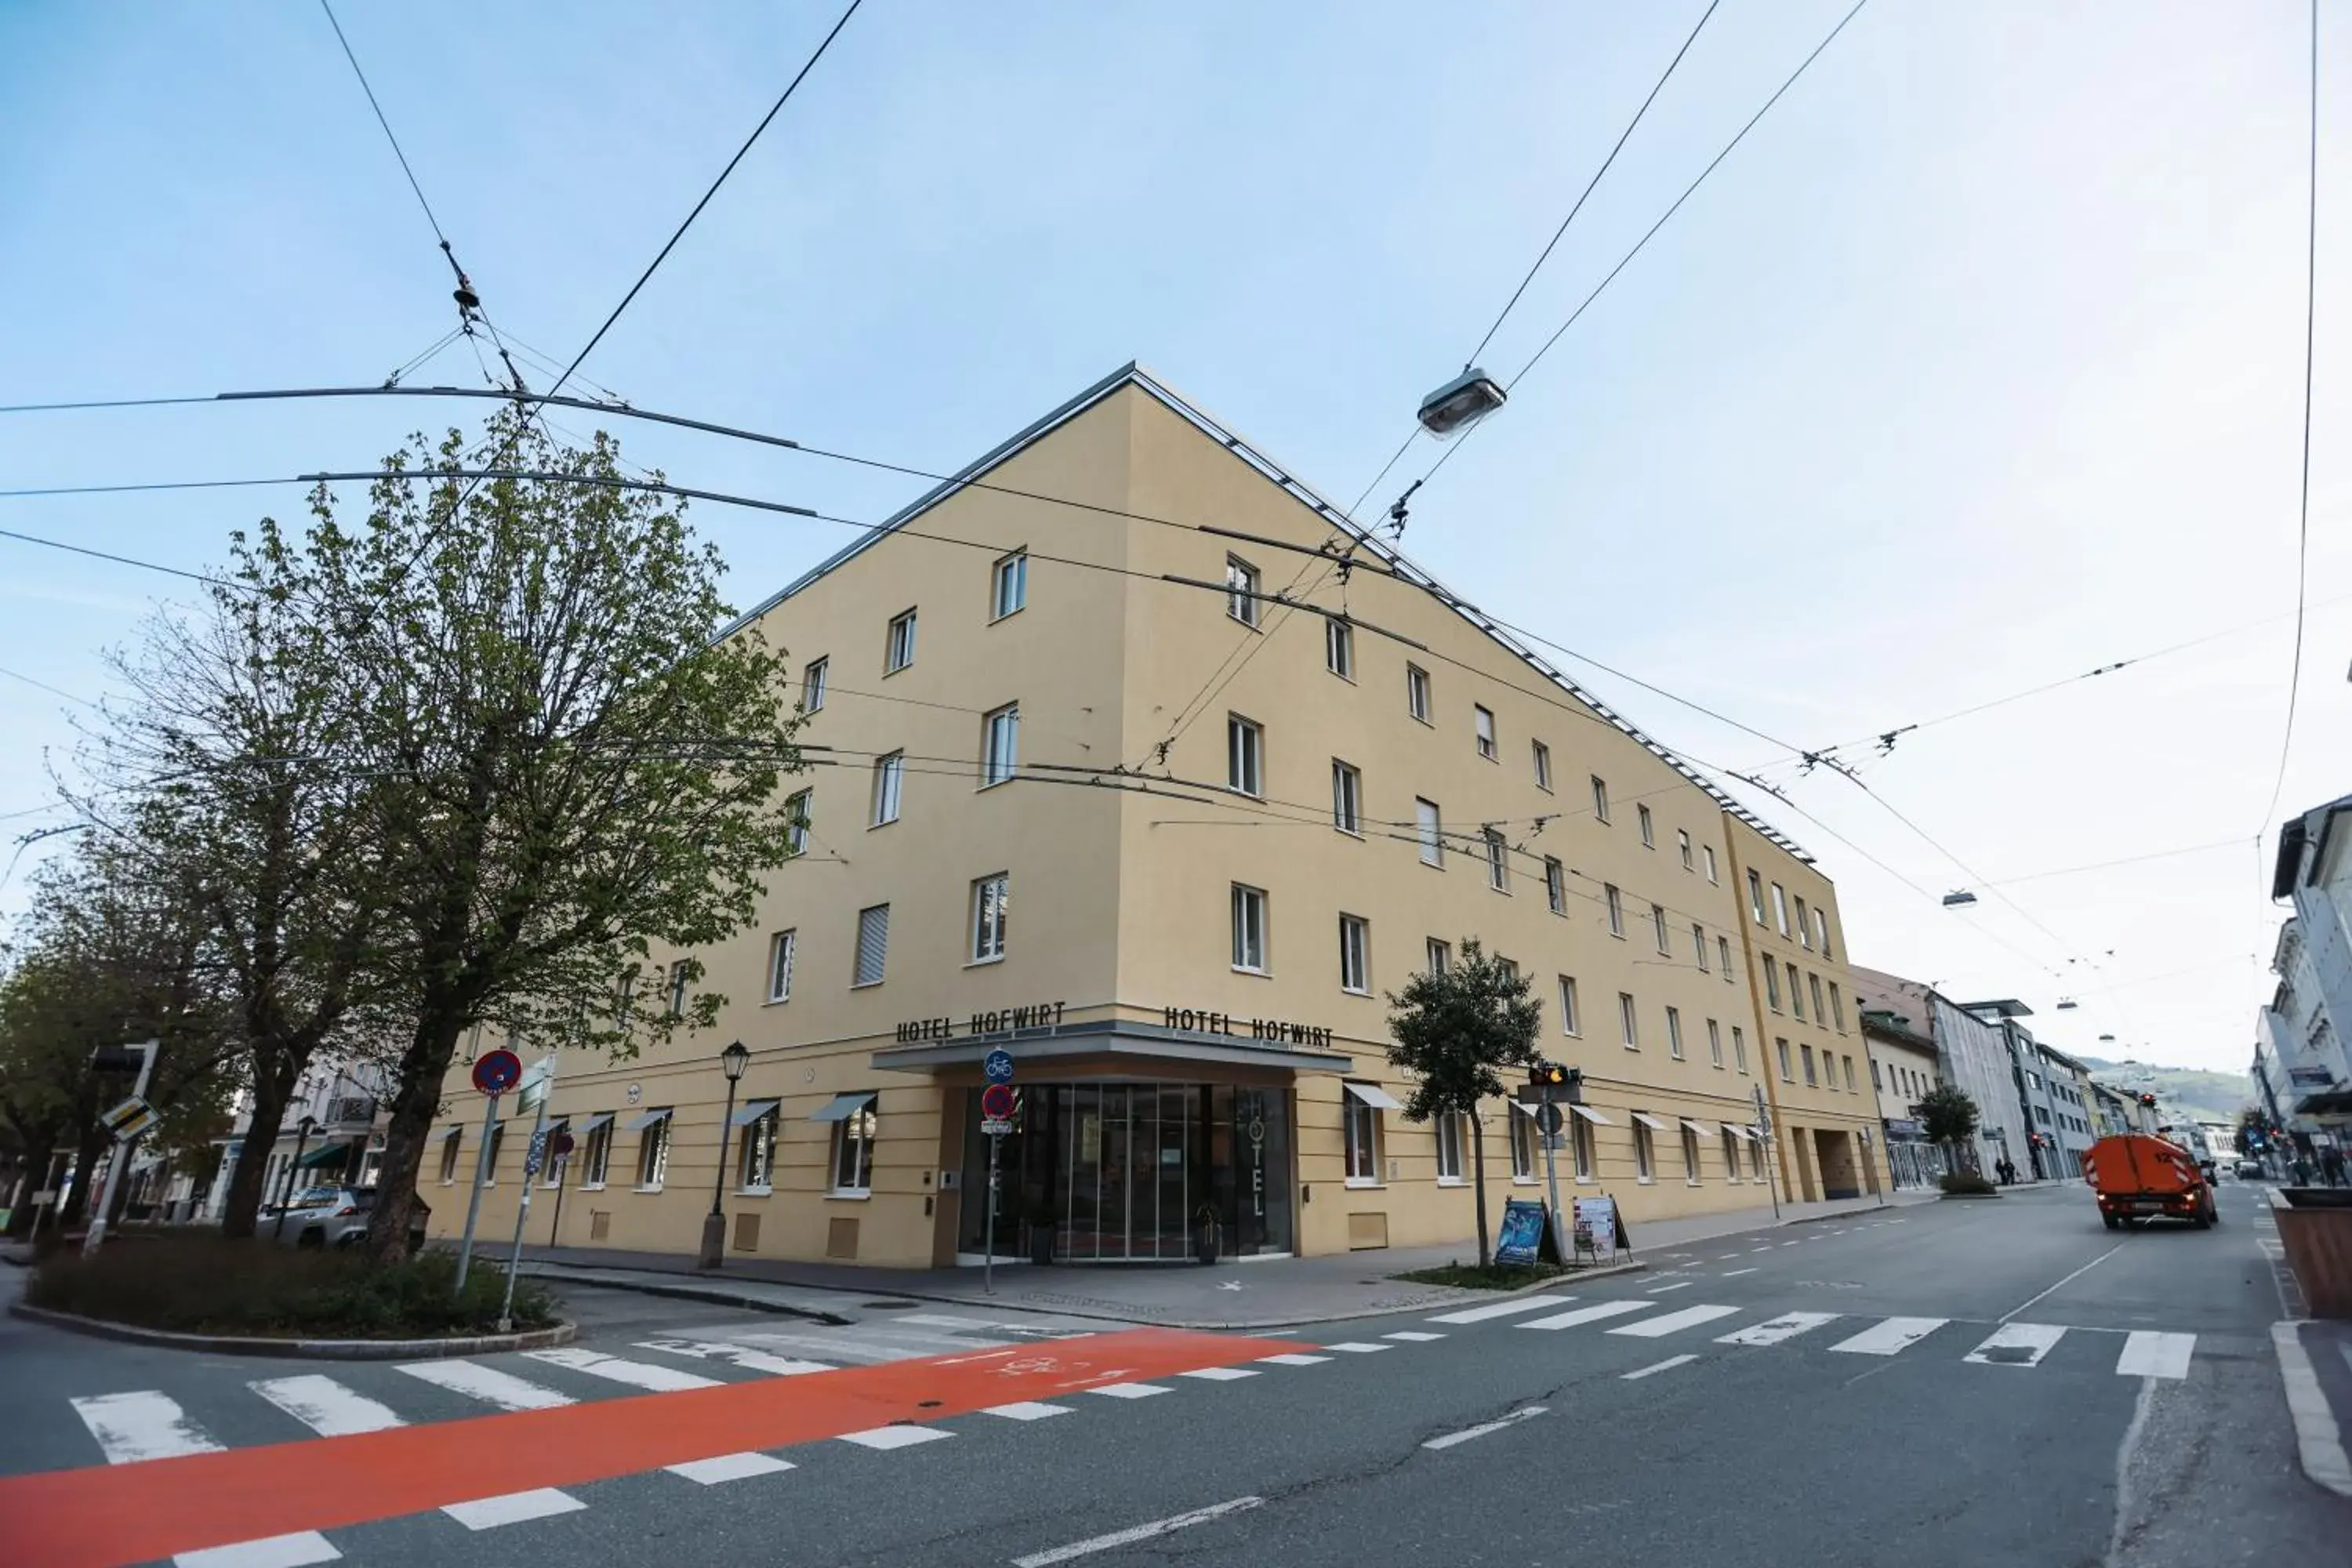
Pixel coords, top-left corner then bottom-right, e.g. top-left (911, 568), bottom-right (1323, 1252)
top-left (365, 1008), bottom-right (469, 1262)
top-left (1469, 1111), bottom-right (1491, 1271)
top-left (57, 1123), bottom-right (107, 1228)
top-left (218, 1079), bottom-right (293, 1239)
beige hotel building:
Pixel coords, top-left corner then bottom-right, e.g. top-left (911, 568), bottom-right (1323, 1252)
top-left (428, 365), bottom-right (1887, 1269)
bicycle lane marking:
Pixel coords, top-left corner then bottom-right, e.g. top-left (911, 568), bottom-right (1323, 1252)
top-left (0, 1327), bottom-right (1300, 1568)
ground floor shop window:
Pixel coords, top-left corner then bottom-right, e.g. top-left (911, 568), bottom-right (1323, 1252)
top-left (628, 1109), bottom-right (671, 1189)
top-left (1722, 1129), bottom-right (1742, 1180)
top-left (1510, 1107), bottom-right (1536, 1179)
top-left (1632, 1116), bottom-right (1656, 1181)
top-left (1436, 1110), bottom-right (1465, 1182)
top-left (1682, 1127), bottom-right (1701, 1183)
top-left (829, 1097), bottom-right (877, 1194)
top-left (437, 1128), bottom-right (462, 1184)
top-left (1344, 1087), bottom-right (1381, 1184)
top-left (738, 1106), bottom-right (779, 1192)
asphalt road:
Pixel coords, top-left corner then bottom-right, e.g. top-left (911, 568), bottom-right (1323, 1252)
top-left (3, 1179), bottom-right (2346, 1568)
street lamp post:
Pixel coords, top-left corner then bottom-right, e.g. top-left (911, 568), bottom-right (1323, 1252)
top-left (272, 1116), bottom-right (319, 1242)
top-left (699, 1041), bottom-right (750, 1270)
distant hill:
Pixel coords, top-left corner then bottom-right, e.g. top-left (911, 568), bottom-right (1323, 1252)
top-left (2077, 1057), bottom-right (2253, 1127)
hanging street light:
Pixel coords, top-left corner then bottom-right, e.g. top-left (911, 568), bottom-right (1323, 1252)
top-left (1417, 367), bottom-right (1508, 437)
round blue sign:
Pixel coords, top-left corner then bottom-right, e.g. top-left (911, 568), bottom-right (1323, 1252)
top-left (471, 1048), bottom-right (522, 1096)
top-left (983, 1049), bottom-right (1015, 1084)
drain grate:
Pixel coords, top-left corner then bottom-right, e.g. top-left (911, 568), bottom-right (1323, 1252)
top-left (862, 1300), bottom-right (920, 1310)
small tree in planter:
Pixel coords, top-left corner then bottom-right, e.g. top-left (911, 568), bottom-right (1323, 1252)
top-left (1917, 1083), bottom-right (1980, 1177)
top-left (1385, 938), bottom-right (1541, 1270)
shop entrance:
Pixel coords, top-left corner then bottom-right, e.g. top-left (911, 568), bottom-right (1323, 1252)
top-left (960, 1081), bottom-right (1293, 1262)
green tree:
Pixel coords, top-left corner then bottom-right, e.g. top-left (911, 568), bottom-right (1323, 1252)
top-left (1384, 938), bottom-right (1542, 1269)
top-left (267, 412), bottom-right (809, 1261)
top-left (2235, 1104), bottom-right (2267, 1155)
top-left (1915, 1081), bottom-right (1980, 1172)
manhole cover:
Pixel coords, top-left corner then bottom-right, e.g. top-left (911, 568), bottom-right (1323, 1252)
top-left (862, 1300), bottom-right (920, 1309)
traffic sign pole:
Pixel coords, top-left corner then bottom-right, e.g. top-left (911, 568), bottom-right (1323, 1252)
top-left (980, 1053), bottom-right (1014, 1295)
top-left (454, 1091), bottom-right (500, 1294)
top-left (82, 1040), bottom-right (158, 1258)
top-left (1539, 1084), bottom-right (1565, 1261)
top-left (497, 1061), bottom-right (554, 1330)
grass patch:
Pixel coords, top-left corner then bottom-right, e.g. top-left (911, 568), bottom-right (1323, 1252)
top-left (1393, 1261), bottom-right (1570, 1290)
top-left (26, 1232), bottom-right (556, 1338)
top-left (1940, 1171), bottom-right (1999, 1196)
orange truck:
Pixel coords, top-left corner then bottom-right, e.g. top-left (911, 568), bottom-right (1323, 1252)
top-left (2082, 1133), bottom-right (2217, 1230)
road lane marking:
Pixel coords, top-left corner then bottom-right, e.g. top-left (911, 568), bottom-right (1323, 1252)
top-left (523, 1348), bottom-right (722, 1392)
top-left (1750, 1246), bottom-right (1773, 1253)
top-left (1716, 1253), bottom-right (1744, 1261)
top-left (1828, 1317), bottom-right (1947, 1356)
top-left (393, 1360), bottom-right (573, 1410)
top-left (1965, 1322), bottom-right (2068, 1367)
top-left (1717, 1312), bottom-right (1841, 1347)
top-left (838, 1425), bottom-right (953, 1450)
top-left (1177, 1367), bottom-right (1258, 1381)
top-left (442, 1490), bottom-right (585, 1530)
top-left (983, 1402), bottom-right (1074, 1421)
top-left (2114, 1331), bottom-right (2195, 1381)
top-left (665, 1452), bottom-right (793, 1484)
top-left (1621, 1355), bottom-right (1699, 1380)
top-left (1646, 1282), bottom-right (1693, 1294)
top-left (72, 1392), bottom-right (219, 1464)
top-left (1609, 1305), bottom-right (1740, 1338)
top-left (1519, 1301), bottom-right (1655, 1331)
top-left (1086, 1383), bottom-right (1171, 1399)
top-left (2000, 1243), bottom-right (2122, 1322)
top-left (1322, 1342), bottom-right (1391, 1353)
top-left (1011, 1497), bottom-right (1263, 1566)
top-left (1719, 1268), bottom-right (1759, 1278)
top-left (635, 1339), bottom-right (833, 1376)
top-left (176, 1535), bottom-right (341, 1568)
top-left (249, 1377), bottom-right (405, 1439)
top-left (1422, 1406), bottom-right (1547, 1450)
top-left (1383, 1330), bottom-right (1446, 1341)
top-left (1258, 1352), bottom-right (1330, 1366)
top-left (1426, 1294), bottom-right (1574, 1324)
top-left (895, 1314), bottom-right (990, 1328)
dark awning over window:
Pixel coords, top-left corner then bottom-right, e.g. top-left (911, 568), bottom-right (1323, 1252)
top-left (296, 1141), bottom-right (350, 1170)
top-left (809, 1092), bottom-right (877, 1123)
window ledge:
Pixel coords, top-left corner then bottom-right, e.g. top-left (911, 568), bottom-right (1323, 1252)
top-left (989, 606), bottom-right (1025, 625)
top-left (1336, 826), bottom-right (1365, 840)
top-left (1231, 966), bottom-right (1271, 978)
top-left (851, 979), bottom-right (884, 990)
top-left (762, 996), bottom-right (791, 1007)
top-left (826, 1189), bottom-right (872, 1202)
top-left (580, 1181), bottom-right (607, 1192)
top-left (736, 1185), bottom-right (774, 1199)
top-left (1341, 986), bottom-right (1370, 999)
top-left (634, 1184), bottom-right (664, 1194)
top-left (965, 954), bottom-right (1007, 969)
top-left (976, 776), bottom-right (1014, 792)
top-left (868, 818), bottom-right (898, 832)
top-left (1512, 1176), bottom-right (1537, 1186)
top-left (1636, 1176), bottom-right (1655, 1185)
top-left (1343, 1177), bottom-right (1382, 1190)
top-left (1436, 1177), bottom-right (1468, 1188)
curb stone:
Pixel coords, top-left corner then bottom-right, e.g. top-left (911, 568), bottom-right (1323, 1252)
top-left (2272, 1319), bottom-right (2352, 1499)
top-left (516, 1265), bottom-right (850, 1325)
top-left (8, 1301), bottom-right (578, 1360)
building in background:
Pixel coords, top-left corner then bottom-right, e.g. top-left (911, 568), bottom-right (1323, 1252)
top-left (1860, 1000), bottom-right (1943, 1189)
top-left (1849, 967), bottom-right (2031, 1179)
top-left (205, 1059), bottom-right (394, 1223)
top-left (2263, 795), bottom-right (2352, 1174)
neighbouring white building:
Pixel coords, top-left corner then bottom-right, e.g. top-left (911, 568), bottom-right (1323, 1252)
top-left (204, 1059), bottom-right (395, 1221)
top-left (1850, 965), bottom-right (2033, 1178)
top-left (2265, 793), bottom-right (2352, 1167)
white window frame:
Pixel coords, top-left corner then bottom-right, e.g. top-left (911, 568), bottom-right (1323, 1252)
top-left (738, 1107), bottom-right (779, 1194)
top-left (1778, 1038), bottom-right (1794, 1081)
top-left (1324, 615), bottom-right (1355, 680)
top-left (437, 1128), bottom-right (463, 1184)
top-left (1814, 907), bottom-right (1833, 958)
top-left (1510, 1108), bottom-right (1537, 1181)
top-left (1843, 1054), bottom-right (1858, 1093)
top-left (1765, 961), bottom-right (1783, 1011)
top-left (971, 873), bottom-right (1010, 964)
top-left (1809, 972), bottom-right (1828, 1022)
top-left (1406, 663), bottom-right (1432, 723)
top-left (1719, 935), bottom-right (1734, 981)
top-left (1682, 1127), bottom-right (1701, 1185)
top-left (853, 903), bottom-right (890, 988)
top-left (1788, 963), bottom-right (1806, 1021)
top-left (1485, 829), bottom-right (1508, 892)
top-left (1227, 713), bottom-right (1264, 797)
top-left (666, 959), bottom-right (690, 1018)
top-left (1678, 829), bottom-right (1693, 869)
top-left (1532, 739), bottom-right (1552, 792)
top-left (1748, 869), bottom-right (1767, 924)
top-left (1435, 1111), bottom-right (1465, 1184)
top-left (1339, 913), bottom-right (1370, 995)
top-left (1707, 1018), bottom-right (1723, 1068)
top-left (1733, 1026), bottom-right (1748, 1074)
top-left (1795, 895), bottom-right (1812, 949)
top-left (830, 1099), bottom-right (877, 1196)
top-left (992, 550), bottom-right (1028, 620)
top-left (1231, 883), bottom-right (1269, 975)
top-left (1343, 1091), bottom-right (1381, 1185)
top-left (1474, 704), bottom-right (1497, 761)
top-left (1638, 804), bottom-right (1655, 848)
top-left (1591, 775), bottom-right (1610, 822)
top-left (885, 608), bottom-right (918, 673)
top-left (1802, 1043), bottom-right (1818, 1086)
top-left (1416, 798), bottom-right (1443, 866)
top-left (765, 929), bottom-right (797, 1004)
top-left (1666, 1006), bottom-right (1685, 1060)
top-left (582, 1120), bottom-right (612, 1187)
top-left (1426, 938), bottom-right (1451, 975)
top-left (784, 787), bottom-right (812, 858)
top-left (870, 751), bottom-right (903, 826)
top-left (1652, 903), bottom-right (1670, 954)
top-left (1704, 845), bottom-right (1719, 884)
top-left (1545, 856), bottom-right (1566, 915)
top-left (1619, 991), bottom-right (1639, 1049)
top-left (1605, 884), bottom-right (1624, 937)
top-left (1771, 883), bottom-right (1789, 936)
top-left (800, 656), bottom-right (828, 713)
top-left (1225, 554), bottom-right (1261, 628)
top-left (982, 703), bottom-right (1020, 789)
top-left (637, 1113), bottom-right (671, 1190)
top-left (1573, 1118), bottom-right (1596, 1181)
top-left (1559, 975), bottom-right (1581, 1036)
top-left (1722, 1129), bottom-right (1742, 1181)
top-left (1331, 760), bottom-right (1362, 836)
top-left (1693, 923), bottom-right (1708, 971)
top-left (1633, 1119), bottom-right (1655, 1182)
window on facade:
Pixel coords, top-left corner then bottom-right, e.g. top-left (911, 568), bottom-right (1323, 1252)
top-left (438, 1130), bottom-right (462, 1183)
top-left (870, 751), bottom-right (904, 826)
top-left (582, 1119), bottom-right (612, 1185)
top-left (1682, 1127), bottom-right (1701, 1184)
top-left (1606, 884), bottom-right (1624, 937)
top-left (1591, 775), bottom-right (1610, 822)
top-left (1545, 857), bottom-right (1566, 914)
top-left (766, 929), bottom-right (796, 1003)
top-left (1777, 1038), bottom-right (1794, 1081)
top-left (1771, 883), bottom-right (1789, 935)
top-left (1809, 972), bottom-right (1827, 1022)
top-left (1788, 963), bottom-right (1805, 1021)
top-left (1436, 1111), bottom-right (1465, 1182)
top-left (1225, 555), bottom-right (1261, 626)
top-left (1416, 798), bottom-right (1443, 866)
top-left (1532, 739), bottom-right (1552, 792)
top-left (1324, 616), bottom-right (1354, 679)
top-left (982, 703), bottom-right (1019, 787)
top-left (832, 1098), bottom-right (877, 1193)
top-left (1343, 1090), bottom-right (1381, 1182)
top-left (1652, 903), bottom-right (1670, 953)
top-left (1801, 1044), bottom-right (1819, 1086)
top-left (1619, 991), bottom-right (1639, 1048)
top-left (1693, 924), bottom-right (1708, 970)
top-left (1814, 908), bottom-right (1833, 958)
top-left (1765, 961), bottom-right (1783, 1011)
top-left (1748, 869), bottom-right (1766, 924)
top-left (1829, 982), bottom-right (1846, 1031)
top-left (800, 656), bottom-right (828, 713)
top-left (1719, 934), bottom-right (1734, 979)
top-left (1231, 884), bottom-right (1269, 973)
top-left (1871, 1058), bottom-right (1883, 1091)
top-left (971, 873), bottom-right (1009, 964)
top-left (666, 960), bottom-right (690, 1017)
top-left (1426, 937), bottom-right (1450, 975)
top-left (1485, 829), bottom-right (1508, 891)
top-left (1227, 714), bottom-right (1264, 797)
top-left (785, 788), bottom-right (812, 858)
top-left (1474, 705), bottom-right (1497, 761)
top-left (1406, 663), bottom-right (1431, 722)
top-left (1559, 975), bottom-right (1581, 1036)
top-left (992, 551), bottom-right (1027, 619)
top-left (1704, 845), bottom-right (1719, 884)
top-left (1733, 1025), bottom-right (1748, 1073)
top-left (1666, 1006), bottom-right (1685, 1059)
top-left (739, 1107), bottom-right (779, 1192)
top-left (885, 608), bottom-right (918, 673)
top-left (1507, 1108), bottom-right (1536, 1180)
top-left (1795, 895), bottom-right (1812, 949)
top-left (1339, 913), bottom-right (1370, 994)
top-left (1842, 1054), bottom-right (1857, 1092)
top-left (1573, 1117), bottom-right (1597, 1180)
top-left (1639, 804), bottom-right (1655, 848)
top-left (1677, 829), bottom-right (1693, 869)
top-left (1633, 1118), bottom-right (1656, 1181)
top-left (637, 1113), bottom-right (671, 1188)
top-left (1332, 760), bottom-right (1362, 835)
top-left (1722, 1129), bottom-right (1742, 1181)
top-left (853, 904), bottom-right (890, 987)
top-left (1708, 1018), bottom-right (1723, 1068)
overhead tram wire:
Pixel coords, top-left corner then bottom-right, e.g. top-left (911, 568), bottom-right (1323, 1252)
top-left (2257, 0), bottom-right (2321, 837)
top-left (543, 0), bottom-right (864, 401)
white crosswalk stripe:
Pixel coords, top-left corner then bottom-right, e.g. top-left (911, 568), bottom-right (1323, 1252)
top-left (1717, 1312), bottom-right (1841, 1347)
top-left (1519, 1300), bottom-right (1655, 1331)
top-left (634, 1339), bottom-right (832, 1376)
top-left (1258, 1352), bottom-right (1330, 1366)
top-left (838, 1425), bottom-right (953, 1450)
top-left (1177, 1367), bottom-right (1258, 1381)
top-left (1828, 1317), bottom-right (1947, 1356)
top-left (985, 1401), bottom-right (1076, 1421)
top-left (1427, 1294), bottom-right (1575, 1324)
top-left (443, 1490), bottom-right (585, 1530)
top-left (394, 1359), bottom-right (575, 1410)
top-left (71, 1392), bottom-right (345, 1567)
top-left (1609, 1305), bottom-right (1740, 1338)
top-left (523, 1347), bottom-right (722, 1392)
top-left (1087, 1383), bottom-right (1171, 1399)
top-left (2114, 1331), bottom-right (2196, 1381)
top-left (666, 1452), bottom-right (795, 1484)
top-left (1964, 1323), bottom-right (2068, 1368)
top-left (1383, 1330), bottom-right (1446, 1341)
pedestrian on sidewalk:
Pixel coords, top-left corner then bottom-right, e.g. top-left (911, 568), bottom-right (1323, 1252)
top-left (1995, 1156), bottom-right (2017, 1186)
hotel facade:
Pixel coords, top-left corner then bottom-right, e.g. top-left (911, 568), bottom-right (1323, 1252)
top-left (427, 366), bottom-right (1888, 1269)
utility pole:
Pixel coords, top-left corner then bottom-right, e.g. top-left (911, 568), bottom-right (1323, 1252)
top-left (82, 1040), bottom-right (158, 1257)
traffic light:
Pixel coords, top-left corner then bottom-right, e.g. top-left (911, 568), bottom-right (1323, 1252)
top-left (1530, 1062), bottom-right (1569, 1087)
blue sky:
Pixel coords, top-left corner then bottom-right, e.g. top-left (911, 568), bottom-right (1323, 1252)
top-left (1, 2), bottom-right (2343, 1076)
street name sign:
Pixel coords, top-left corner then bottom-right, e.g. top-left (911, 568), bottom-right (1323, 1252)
top-left (100, 1096), bottom-right (158, 1143)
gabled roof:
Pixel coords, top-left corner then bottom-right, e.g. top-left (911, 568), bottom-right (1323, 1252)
top-left (724, 362), bottom-right (1813, 861)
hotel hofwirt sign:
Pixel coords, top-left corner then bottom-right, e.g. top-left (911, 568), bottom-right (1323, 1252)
top-left (892, 1002), bottom-right (1334, 1052)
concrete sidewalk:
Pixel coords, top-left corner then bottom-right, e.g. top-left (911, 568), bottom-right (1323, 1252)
top-left (515, 1188), bottom-right (1942, 1330)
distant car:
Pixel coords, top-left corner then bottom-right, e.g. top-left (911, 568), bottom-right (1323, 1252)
top-left (267, 1185), bottom-right (375, 1248)
top-left (2236, 1159), bottom-right (2264, 1180)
